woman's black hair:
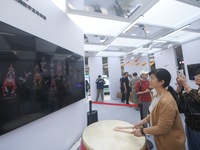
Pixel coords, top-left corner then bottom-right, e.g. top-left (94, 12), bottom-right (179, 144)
top-left (149, 68), bottom-right (178, 101)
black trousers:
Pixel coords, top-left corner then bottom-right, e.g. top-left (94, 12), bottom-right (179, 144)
top-left (121, 89), bottom-right (125, 102)
top-left (125, 90), bottom-right (130, 104)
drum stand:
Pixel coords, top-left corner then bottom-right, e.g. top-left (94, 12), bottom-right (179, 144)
top-left (138, 103), bottom-right (154, 149)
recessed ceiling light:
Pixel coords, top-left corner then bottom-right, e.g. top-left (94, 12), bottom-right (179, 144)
top-left (141, 53), bottom-right (148, 57)
top-left (159, 30), bottom-right (200, 43)
top-left (68, 13), bottom-right (129, 36)
top-left (96, 51), bottom-right (125, 57)
top-left (110, 37), bottom-right (150, 47)
top-left (84, 44), bottom-right (105, 51)
top-left (139, 0), bottom-right (200, 28)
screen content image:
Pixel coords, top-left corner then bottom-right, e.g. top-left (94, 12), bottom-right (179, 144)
top-left (0, 21), bottom-right (85, 135)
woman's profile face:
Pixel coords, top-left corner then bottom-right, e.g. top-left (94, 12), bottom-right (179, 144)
top-left (149, 74), bottom-right (163, 89)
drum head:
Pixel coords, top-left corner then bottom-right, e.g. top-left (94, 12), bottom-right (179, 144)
top-left (82, 120), bottom-right (146, 150)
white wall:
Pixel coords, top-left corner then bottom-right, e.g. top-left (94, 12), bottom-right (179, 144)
top-left (182, 39), bottom-right (200, 89)
top-left (154, 48), bottom-right (178, 89)
top-left (0, 0), bottom-right (84, 56)
top-left (0, 0), bottom-right (87, 150)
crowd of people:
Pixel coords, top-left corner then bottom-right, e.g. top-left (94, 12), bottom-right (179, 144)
top-left (89, 68), bottom-right (200, 150)
top-left (119, 68), bottom-right (200, 150)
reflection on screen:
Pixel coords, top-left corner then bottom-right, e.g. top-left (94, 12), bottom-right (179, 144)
top-left (0, 21), bottom-right (85, 135)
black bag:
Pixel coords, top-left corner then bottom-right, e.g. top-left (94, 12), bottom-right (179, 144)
top-left (136, 80), bottom-right (142, 98)
top-left (175, 93), bottom-right (185, 113)
top-left (87, 101), bottom-right (98, 126)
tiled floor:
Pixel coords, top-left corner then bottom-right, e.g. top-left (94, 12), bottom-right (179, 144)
top-left (70, 95), bottom-right (188, 150)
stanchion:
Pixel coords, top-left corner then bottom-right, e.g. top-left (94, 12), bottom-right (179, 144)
top-left (138, 103), bottom-right (154, 150)
top-left (87, 101), bottom-right (98, 126)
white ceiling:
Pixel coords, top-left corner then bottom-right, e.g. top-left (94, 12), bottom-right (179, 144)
top-left (54, 0), bottom-right (200, 58)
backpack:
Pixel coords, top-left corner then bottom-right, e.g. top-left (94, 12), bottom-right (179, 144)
top-left (138, 80), bottom-right (142, 91)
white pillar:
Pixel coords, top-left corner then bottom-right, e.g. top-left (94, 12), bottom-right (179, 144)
top-left (154, 48), bottom-right (178, 89)
top-left (108, 57), bottom-right (121, 100)
top-left (88, 57), bottom-right (103, 101)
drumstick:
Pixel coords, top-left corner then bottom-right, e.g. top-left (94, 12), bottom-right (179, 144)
top-left (114, 126), bottom-right (134, 129)
top-left (113, 128), bottom-right (133, 134)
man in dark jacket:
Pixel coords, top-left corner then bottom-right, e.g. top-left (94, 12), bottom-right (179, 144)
top-left (122, 72), bottom-right (131, 104)
top-left (96, 75), bottom-right (106, 101)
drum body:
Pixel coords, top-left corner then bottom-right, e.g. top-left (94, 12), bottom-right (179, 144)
top-left (81, 120), bottom-right (146, 150)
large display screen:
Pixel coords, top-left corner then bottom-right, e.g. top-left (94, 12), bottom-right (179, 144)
top-left (0, 21), bottom-right (85, 135)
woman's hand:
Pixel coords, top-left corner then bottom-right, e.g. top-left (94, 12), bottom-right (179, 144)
top-left (133, 120), bottom-right (147, 129)
top-left (176, 76), bottom-right (184, 93)
top-left (177, 76), bottom-right (191, 93)
top-left (131, 128), bottom-right (143, 137)
top-left (176, 76), bottom-right (183, 87)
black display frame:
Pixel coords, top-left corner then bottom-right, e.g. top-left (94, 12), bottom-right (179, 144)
top-left (0, 21), bottom-right (85, 135)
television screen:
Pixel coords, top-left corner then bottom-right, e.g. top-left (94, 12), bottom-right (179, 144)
top-left (0, 21), bottom-right (85, 135)
top-left (187, 63), bottom-right (200, 80)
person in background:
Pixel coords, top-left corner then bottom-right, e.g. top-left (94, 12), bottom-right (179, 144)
top-left (95, 75), bottom-right (106, 102)
top-left (129, 74), bottom-right (132, 80)
top-left (122, 72), bottom-right (131, 104)
top-left (120, 73), bottom-right (126, 103)
top-left (85, 80), bottom-right (90, 99)
top-left (132, 68), bottom-right (186, 150)
top-left (176, 69), bottom-right (200, 150)
top-left (135, 70), bottom-right (151, 118)
top-left (129, 72), bottom-right (140, 110)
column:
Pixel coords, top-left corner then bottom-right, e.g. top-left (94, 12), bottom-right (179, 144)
top-left (108, 57), bottom-right (121, 100)
top-left (88, 57), bottom-right (103, 101)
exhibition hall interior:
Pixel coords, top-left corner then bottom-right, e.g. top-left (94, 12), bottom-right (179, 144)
top-left (0, 0), bottom-right (200, 150)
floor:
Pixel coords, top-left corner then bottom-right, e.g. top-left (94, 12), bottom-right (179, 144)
top-left (70, 94), bottom-right (188, 150)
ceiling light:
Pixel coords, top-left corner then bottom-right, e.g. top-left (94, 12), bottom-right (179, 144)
top-left (159, 30), bottom-right (200, 43)
top-left (141, 53), bottom-right (148, 57)
top-left (68, 13), bottom-right (129, 36)
top-left (84, 44), bottom-right (105, 51)
top-left (96, 51), bottom-right (103, 56)
top-left (149, 43), bottom-right (153, 50)
top-left (132, 46), bottom-right (143, 52)
top-left (122, 16), bottom-right (144, 33)
top-left (167, 44), bottom-right (173, 49)
top-left (125, 51), bottom-right (132, 55)
top-left (97, 51), bottom-right (125, 57)
top-left (153, 40), bottom-right (167, 43)
top-left (139, 0), bottom-right (200, 28)
top-left (163, 24), bottom-right (190, 37)
top-left (102, 44), bottom-right (110, 51)
top-left (110, 37), bottom-right (150, 47)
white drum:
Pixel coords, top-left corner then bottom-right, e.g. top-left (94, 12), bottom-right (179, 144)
top-left (82, 120), bottom-right (146, 150)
